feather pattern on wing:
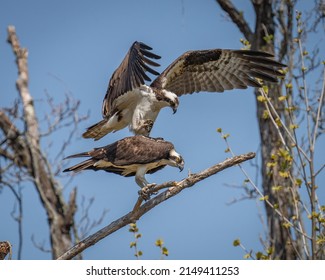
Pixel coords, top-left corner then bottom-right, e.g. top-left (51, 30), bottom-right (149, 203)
top-left (63, 136), bottom-right (174, 176)
top-left (102, 42), bottom-right (161, 118)
top-left (150, 49), bottom-right (285, 96)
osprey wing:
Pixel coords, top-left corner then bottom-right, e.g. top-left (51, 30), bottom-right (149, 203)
top-left (102, 41), bottom-right (161, 117)
top-left (151, 49), bottom-right (285, 96)
top-left (110, 136), bottom-right (174, 166)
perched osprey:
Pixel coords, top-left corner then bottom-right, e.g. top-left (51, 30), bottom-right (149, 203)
top-left (83, 41), bottom-right (285, 140)
top-left (63, 135), bottom-right (184, 189)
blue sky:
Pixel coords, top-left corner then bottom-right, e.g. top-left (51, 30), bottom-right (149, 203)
top-left (0, 0), bottom-right (324, 260)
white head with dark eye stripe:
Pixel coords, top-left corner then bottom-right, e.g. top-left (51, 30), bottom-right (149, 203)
top-left (168, 149), bottom-right (184, 171)
top-left (161, 90), bottom-right (179, 114)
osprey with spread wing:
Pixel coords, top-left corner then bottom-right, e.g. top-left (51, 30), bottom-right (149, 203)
top-left (83, 41), bottom-right (285, 140)
top-left (63, 136), bottom-right (184, 189)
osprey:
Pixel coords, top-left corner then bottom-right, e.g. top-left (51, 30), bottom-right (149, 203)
top-left (63, 135), bottom-right (184, 189)
top-left (83, 41), bottom-right (285, 140)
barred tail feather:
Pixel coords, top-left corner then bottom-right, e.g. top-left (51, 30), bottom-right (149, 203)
top-left (82, 119), bottom-right (113, 141)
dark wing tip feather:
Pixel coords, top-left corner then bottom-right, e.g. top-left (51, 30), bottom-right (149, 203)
top-left (138, 41), bottom-right (153, 50)
top-left (128, 41), bottom-right (161, 85)
top-left (248, 55), bottom-right (286, 68)
top-left (140, 49), bottom-right (161, 60)
top-left (249, 70), bottom-right (279, 83)
top-left (142, 56), bottom-right (161, 67)
top-left (139, 59), bottom-right (160, 76)
top-left (236, 50), bottom-right (275, 57)
top-left (132, 60), bottom-right (148, 82)
top-left (235, 50), bottom-right (286, 86)
top-left (236, 50), bottom-right (287, 67)
top-left (138, 41), bottom-right (162, 59)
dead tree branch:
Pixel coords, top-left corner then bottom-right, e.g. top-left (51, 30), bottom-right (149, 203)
top-left (4, 26), bottom-right (77, 259)
top-left (57, 152), bottom-right (255, 260)
top-left (216, 0), bottom-right (253, 42)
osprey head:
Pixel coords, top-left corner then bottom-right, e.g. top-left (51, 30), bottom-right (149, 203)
top-left (168, 149), bottom-right (184, 172)
top-left (162, 90), bottom-right (179, 114)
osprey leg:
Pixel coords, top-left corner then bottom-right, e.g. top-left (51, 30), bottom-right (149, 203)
top-left (136, 119), bottom-right (154, 136)
top-left (135, 166), bottom-right (157, 199)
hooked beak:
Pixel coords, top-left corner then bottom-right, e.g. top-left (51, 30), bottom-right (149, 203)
top-left (171, 99), bottom-right (179, 114)
top-left (178, 159), bottom-right (184, 172)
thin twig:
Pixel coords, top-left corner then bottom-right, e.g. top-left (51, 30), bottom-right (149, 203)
top-left (259, 88), bottom-right (310, 161)
top-left (312, 65), bottom-right (325, 150)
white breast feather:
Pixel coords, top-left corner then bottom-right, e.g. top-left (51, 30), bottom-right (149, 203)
top-left (131, 86), bottom-right (160, 132)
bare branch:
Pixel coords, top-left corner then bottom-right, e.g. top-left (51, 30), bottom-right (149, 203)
top-left (76, 196), bottom-right (109, 241)
top-left (57, 152), bottom-right (256, 260)
top-left (216, 0), bottom-right (253, 41)
top-left (276, 0), bottom-right (294, 61)
top-left (31, 235), bottom-right (51, 254)
top-left (312, 65), bottom-right (325, 151)
top-left (0, 110), bottom-right (30, 169)
top-left (7, 26), bottom-right (40, 148)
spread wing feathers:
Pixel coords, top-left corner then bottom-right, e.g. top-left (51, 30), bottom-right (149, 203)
top-left (63, 136), bottom-right (173, 176)
top-left (102, 41), bottom-right (161, 118)
top-left (150, 49), bottom-right (286, 96)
